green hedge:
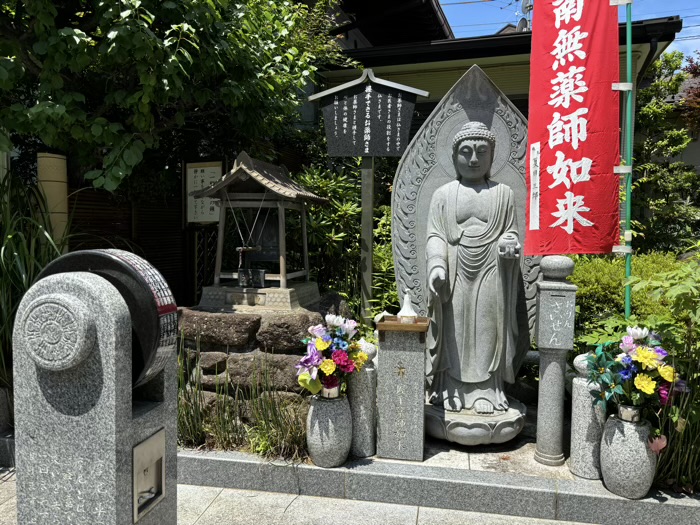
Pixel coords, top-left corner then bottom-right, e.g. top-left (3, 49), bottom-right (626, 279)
top-left (570, 253), bottom-right (681, 337)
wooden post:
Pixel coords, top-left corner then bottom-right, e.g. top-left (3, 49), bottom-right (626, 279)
top-left (214, 191), bottom-right (226, 285)
top-left (360, 156), bottom-right (374, 322)
top-left (278, 201), bottom-right (287, 289)
top-left (301, 204), bottom-right (310, 282)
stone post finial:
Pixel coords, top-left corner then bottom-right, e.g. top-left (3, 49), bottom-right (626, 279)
top-left (539, 255), bottom-right (575, 281)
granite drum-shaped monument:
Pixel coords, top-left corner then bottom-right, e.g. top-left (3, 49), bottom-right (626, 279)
top-left (38, 249), bottom-right (178, 388)
top-left (13, 251), bottom-right (177, 525)
top-left (393, 66), bottom-right (531, 446)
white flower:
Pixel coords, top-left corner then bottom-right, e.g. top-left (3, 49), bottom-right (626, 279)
top-left (626, 326), bottom-right (649, 341)
top-left (325, 314), bottom-right (343, 328)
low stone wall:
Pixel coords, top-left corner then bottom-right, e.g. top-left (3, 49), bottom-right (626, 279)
top-left (178, 294), bottom-right (351, 423)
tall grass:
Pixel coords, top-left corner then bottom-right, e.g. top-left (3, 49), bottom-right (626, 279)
top-left (0, 170), bottom-right (64, 389)
top-left (246, 367), bottom-right (307, 460)
top-left (654, 356), bottom-right (700, 492)
top-left (177, 335), bottom-right (308, 460)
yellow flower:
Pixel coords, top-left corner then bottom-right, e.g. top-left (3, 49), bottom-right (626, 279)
top-left (634, 373), bottom-right (657, 395)
top-left (350, 351), bottom-right (369, 371)
top-left (316, 337), bottom-right (331, 351)
top-left (319, 359), bottom-right (336, 375)
top-left (632, 347), bottom-right (659, 370)
top-left (658, 365), bottom-right (676, 382)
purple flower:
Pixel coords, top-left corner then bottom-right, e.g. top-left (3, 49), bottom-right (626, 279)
top-left (654, 346), bottom-right (668, 359)
top-left (295, 348), bottom-right (324, 379)
top-left (674, 380), bottom-right (690, 393)
top-left (619, 368), bottom-right (634, 382)
top-left (308, 324), bottom-right (326, 338)
top-left (621, 355), bottom-right (633, 366)
top-left (619, 336), bottom-right (636, 352)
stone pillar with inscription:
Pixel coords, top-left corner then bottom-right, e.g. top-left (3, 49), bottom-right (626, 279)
top-left (348, 342), bottom-right (378, 458)
top-left (376, 317), bottom-right (429, 461)
top-left (534, 256), bottom-right (577, 467)
top-left (13, 250), bottom-right (178, 525)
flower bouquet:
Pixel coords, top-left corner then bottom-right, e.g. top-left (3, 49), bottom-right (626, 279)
top-left (587, 326), bottom-right (688, 413)
top-left (295, 315), bottom-right (369, 398)
top-left (588, 326), bottom-right (690, 498)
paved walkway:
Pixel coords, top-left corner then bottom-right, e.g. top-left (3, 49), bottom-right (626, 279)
top-left (0, 469), bottom-right (591, 525)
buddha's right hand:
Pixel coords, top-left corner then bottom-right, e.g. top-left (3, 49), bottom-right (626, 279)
top-left (428, 267), bottom-right (446, 296)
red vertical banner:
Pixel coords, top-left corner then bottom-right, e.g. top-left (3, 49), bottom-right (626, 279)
top-left (525, 0), bottom-right (620, 255)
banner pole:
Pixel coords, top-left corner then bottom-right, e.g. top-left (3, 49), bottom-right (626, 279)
top-left (624, 1), bottom-right (633, 319)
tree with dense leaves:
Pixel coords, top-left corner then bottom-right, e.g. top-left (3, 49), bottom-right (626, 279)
top-left (633, 51), bottom-right (700, 252)
top-left (682, 50), bottom-right (700, 135)
top-left (0, 0), bottom-right (347, 190)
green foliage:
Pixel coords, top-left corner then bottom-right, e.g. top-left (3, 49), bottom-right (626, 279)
top-left (570, 253), bottom-right (682, 346)
top-left (633, 52), bottom-right (700, 252)
top-left (631, 248), bottom-right (700, 493)
top-left (630, 244), bottom-right (700, 356)
top-left (0, 169), bottom-right (65, 389)
top-left (579, 247), bottom-right (700, 492)
top-left (294, 162), bottom-right (363, 310)
top-left (0, 0), bottom-right (348, 190)
top-left (371, 205), bottom-right (399, 316)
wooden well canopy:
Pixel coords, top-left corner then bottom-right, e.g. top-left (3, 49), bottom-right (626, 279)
top-left (191, 152), bottom-right (326, 289)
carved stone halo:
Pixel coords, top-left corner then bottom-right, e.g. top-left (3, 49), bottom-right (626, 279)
top-left (21, 294), bottom-right (96, 371)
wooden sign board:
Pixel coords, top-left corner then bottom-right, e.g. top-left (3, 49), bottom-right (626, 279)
top-left (186, 161), bottom-right (222, 223)
top-left (319, 83), bottom-right (417, 158)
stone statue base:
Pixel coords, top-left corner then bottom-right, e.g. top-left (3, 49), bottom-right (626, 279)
top-left (425, 398), bottom-right (526, 446)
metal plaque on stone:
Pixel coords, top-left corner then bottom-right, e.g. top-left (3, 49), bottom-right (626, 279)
top-left (238, 269), bottom-right (266, 288)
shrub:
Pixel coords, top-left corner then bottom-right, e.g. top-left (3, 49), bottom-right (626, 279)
top-left (571, 253), bottom-right (682, 345)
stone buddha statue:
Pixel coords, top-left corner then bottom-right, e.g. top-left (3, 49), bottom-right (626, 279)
top-left (424, 121), bottom-right (526, 444)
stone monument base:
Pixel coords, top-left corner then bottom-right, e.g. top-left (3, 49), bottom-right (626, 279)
top-left (425, 398), bottom-right (526, 446)
top-left (199, 281), bottom-right (320, 311)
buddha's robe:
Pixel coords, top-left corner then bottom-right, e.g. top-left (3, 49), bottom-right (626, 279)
top-left (425, 180), bottom-right (520, 412)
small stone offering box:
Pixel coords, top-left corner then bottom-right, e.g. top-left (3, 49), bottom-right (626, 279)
top-left (13, 249), bottom-right (177, 525)
top-left (376, 316), bottom-right (429, 461)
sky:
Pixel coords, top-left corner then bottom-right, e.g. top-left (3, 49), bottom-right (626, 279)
top-left (439, 0), bottom-right (700, 59)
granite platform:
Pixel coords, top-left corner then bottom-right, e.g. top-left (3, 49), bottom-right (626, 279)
top-left (0, 468), bottom-right (592, 525)
top-left (176, 439), bottom-right (700, 525)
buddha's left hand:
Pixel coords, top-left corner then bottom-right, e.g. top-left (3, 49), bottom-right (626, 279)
top-left (497, 233), bottom-right (520, 259)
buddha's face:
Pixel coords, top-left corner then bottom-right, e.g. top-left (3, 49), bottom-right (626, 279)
top-left (454, 138), bottom-right (493, 182)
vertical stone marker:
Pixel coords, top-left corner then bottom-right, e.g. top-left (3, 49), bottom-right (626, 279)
top-left (534, 256), bottom-right (577, 466)
top-left (13, 250), bottom-right (177, 525)
top-left (348, 342), bottom-right (378, 458)
top-left (376, 317), bottom-right (429, 461)
top-left (569, 353), bottom-right (605, 479)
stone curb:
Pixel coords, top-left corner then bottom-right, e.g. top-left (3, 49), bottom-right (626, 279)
top-left (177, 449), bottom-right (700, 525)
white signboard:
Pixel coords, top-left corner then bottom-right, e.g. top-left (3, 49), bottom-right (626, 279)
top-left (186, 161), bottom-right (222, 223)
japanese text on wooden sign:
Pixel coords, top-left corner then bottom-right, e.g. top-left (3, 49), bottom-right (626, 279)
top-left (319, 83), bottom-right (416, 157)
top-left (186, 161), bottom-right (222, 223)
top-left (525, 0), bottom-right (620, 255)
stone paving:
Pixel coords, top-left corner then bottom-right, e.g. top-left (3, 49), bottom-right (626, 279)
top-left (0, 468), bottom-right (593, 525)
